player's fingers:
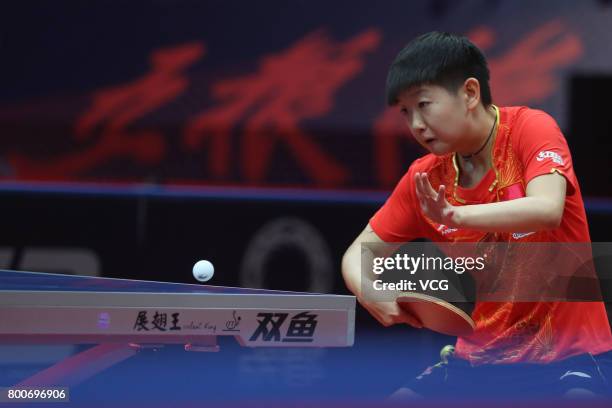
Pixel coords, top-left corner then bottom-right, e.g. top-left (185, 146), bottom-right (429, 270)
top-left (414, 175), bottom-right (422, 198)
top-left (360, 301), bottom-right (394, 327)
top-left (422, 173), bottom-right (438, 197)
top-left (436, 184), bottom-right (446, 203)
top-left (374, 312), bottom-right (394, 327)
top-left (414, 177), bottom-right (428, 209)
top-left (389, 303), bottom-right (423, 328)
top-left (415, 185), bottom-right (426, 207)
top-left (380, 319), bottom-right (393, 327)
top-left (418, 174), bottom-right (435, 203)
top-left (415, 173), bottom-right (425, 198)
top-left (401, 312), bottom-right (423, 329)
top-left (418, 197), bottom-right (429, 214)
top-left (418, 173), bottom-right (430, 198)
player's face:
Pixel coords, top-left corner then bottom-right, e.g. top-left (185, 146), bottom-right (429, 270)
top-left (396, 84), bottom-right (469, 156)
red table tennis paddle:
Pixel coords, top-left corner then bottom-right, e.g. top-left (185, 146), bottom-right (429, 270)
top-left (396, 292), bottom-right (475, 337)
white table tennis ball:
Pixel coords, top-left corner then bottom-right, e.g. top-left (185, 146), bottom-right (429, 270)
top-left (193, 260), bottom-right (214, 282)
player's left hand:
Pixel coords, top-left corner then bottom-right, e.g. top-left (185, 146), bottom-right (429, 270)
top-left (415, 172), bottom-right (458, 227)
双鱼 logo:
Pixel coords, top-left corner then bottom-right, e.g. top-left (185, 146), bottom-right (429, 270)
top-left (249, 311), bottom-right (318, 343)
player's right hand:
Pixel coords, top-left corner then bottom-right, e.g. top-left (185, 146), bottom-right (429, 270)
top-left (358, 297), bottom-right (423, 328)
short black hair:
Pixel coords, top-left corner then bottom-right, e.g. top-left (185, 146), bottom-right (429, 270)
top-left (386, 31), bottom-right (492, 106)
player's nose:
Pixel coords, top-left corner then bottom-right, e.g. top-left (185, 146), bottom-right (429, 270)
top-left (410, 113), bottom-right (427, 134)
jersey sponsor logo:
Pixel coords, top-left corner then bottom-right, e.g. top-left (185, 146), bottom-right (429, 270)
top-left (536, 150), bottom-right (564, 165)
top-left (249, 311), bottom-right (318, 343)
top-left (437, 224), bottom-right (458, 235)
top-left (512, 232), bottom-right (536, 240)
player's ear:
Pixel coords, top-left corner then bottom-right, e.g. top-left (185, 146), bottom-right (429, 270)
top-left (462, 78), bottom-right (481, 111)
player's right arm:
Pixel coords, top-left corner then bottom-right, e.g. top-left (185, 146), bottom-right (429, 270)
top-left (341, 223), bottom-right (422, 328)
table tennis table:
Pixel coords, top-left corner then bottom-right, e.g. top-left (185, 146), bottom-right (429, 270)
top-left (0, 270), bottom-right (355, 389)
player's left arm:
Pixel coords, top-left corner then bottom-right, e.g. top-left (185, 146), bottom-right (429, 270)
top-left (415, 171), bottom-right (567, 233)
top-left (416, 110), bottom-right (577, 233)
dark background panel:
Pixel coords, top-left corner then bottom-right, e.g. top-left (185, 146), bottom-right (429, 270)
top-left (568, 75), bottom-right (612, 197)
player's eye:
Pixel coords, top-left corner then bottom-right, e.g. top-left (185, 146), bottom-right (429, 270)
top-left (400, 108), bottom-right (414, 122)
top-left (418, 101), bottom-right (430, 109)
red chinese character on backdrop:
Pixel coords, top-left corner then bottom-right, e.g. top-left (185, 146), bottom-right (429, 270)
top-left (184, 29), bottom-right (381, 186)
top-left (468, 19), bottom-right (582, 105)
top-left (373, 19), bottom-right (582, 187)
top-left (9, 42), bottom-right (205, 180)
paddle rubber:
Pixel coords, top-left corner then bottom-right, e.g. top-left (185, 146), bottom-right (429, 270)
top-left (397, 292), bottom-right (475, 336)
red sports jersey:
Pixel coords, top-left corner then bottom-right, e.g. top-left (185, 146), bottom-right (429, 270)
top-left (370, 105), bottom-right (612, 364)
